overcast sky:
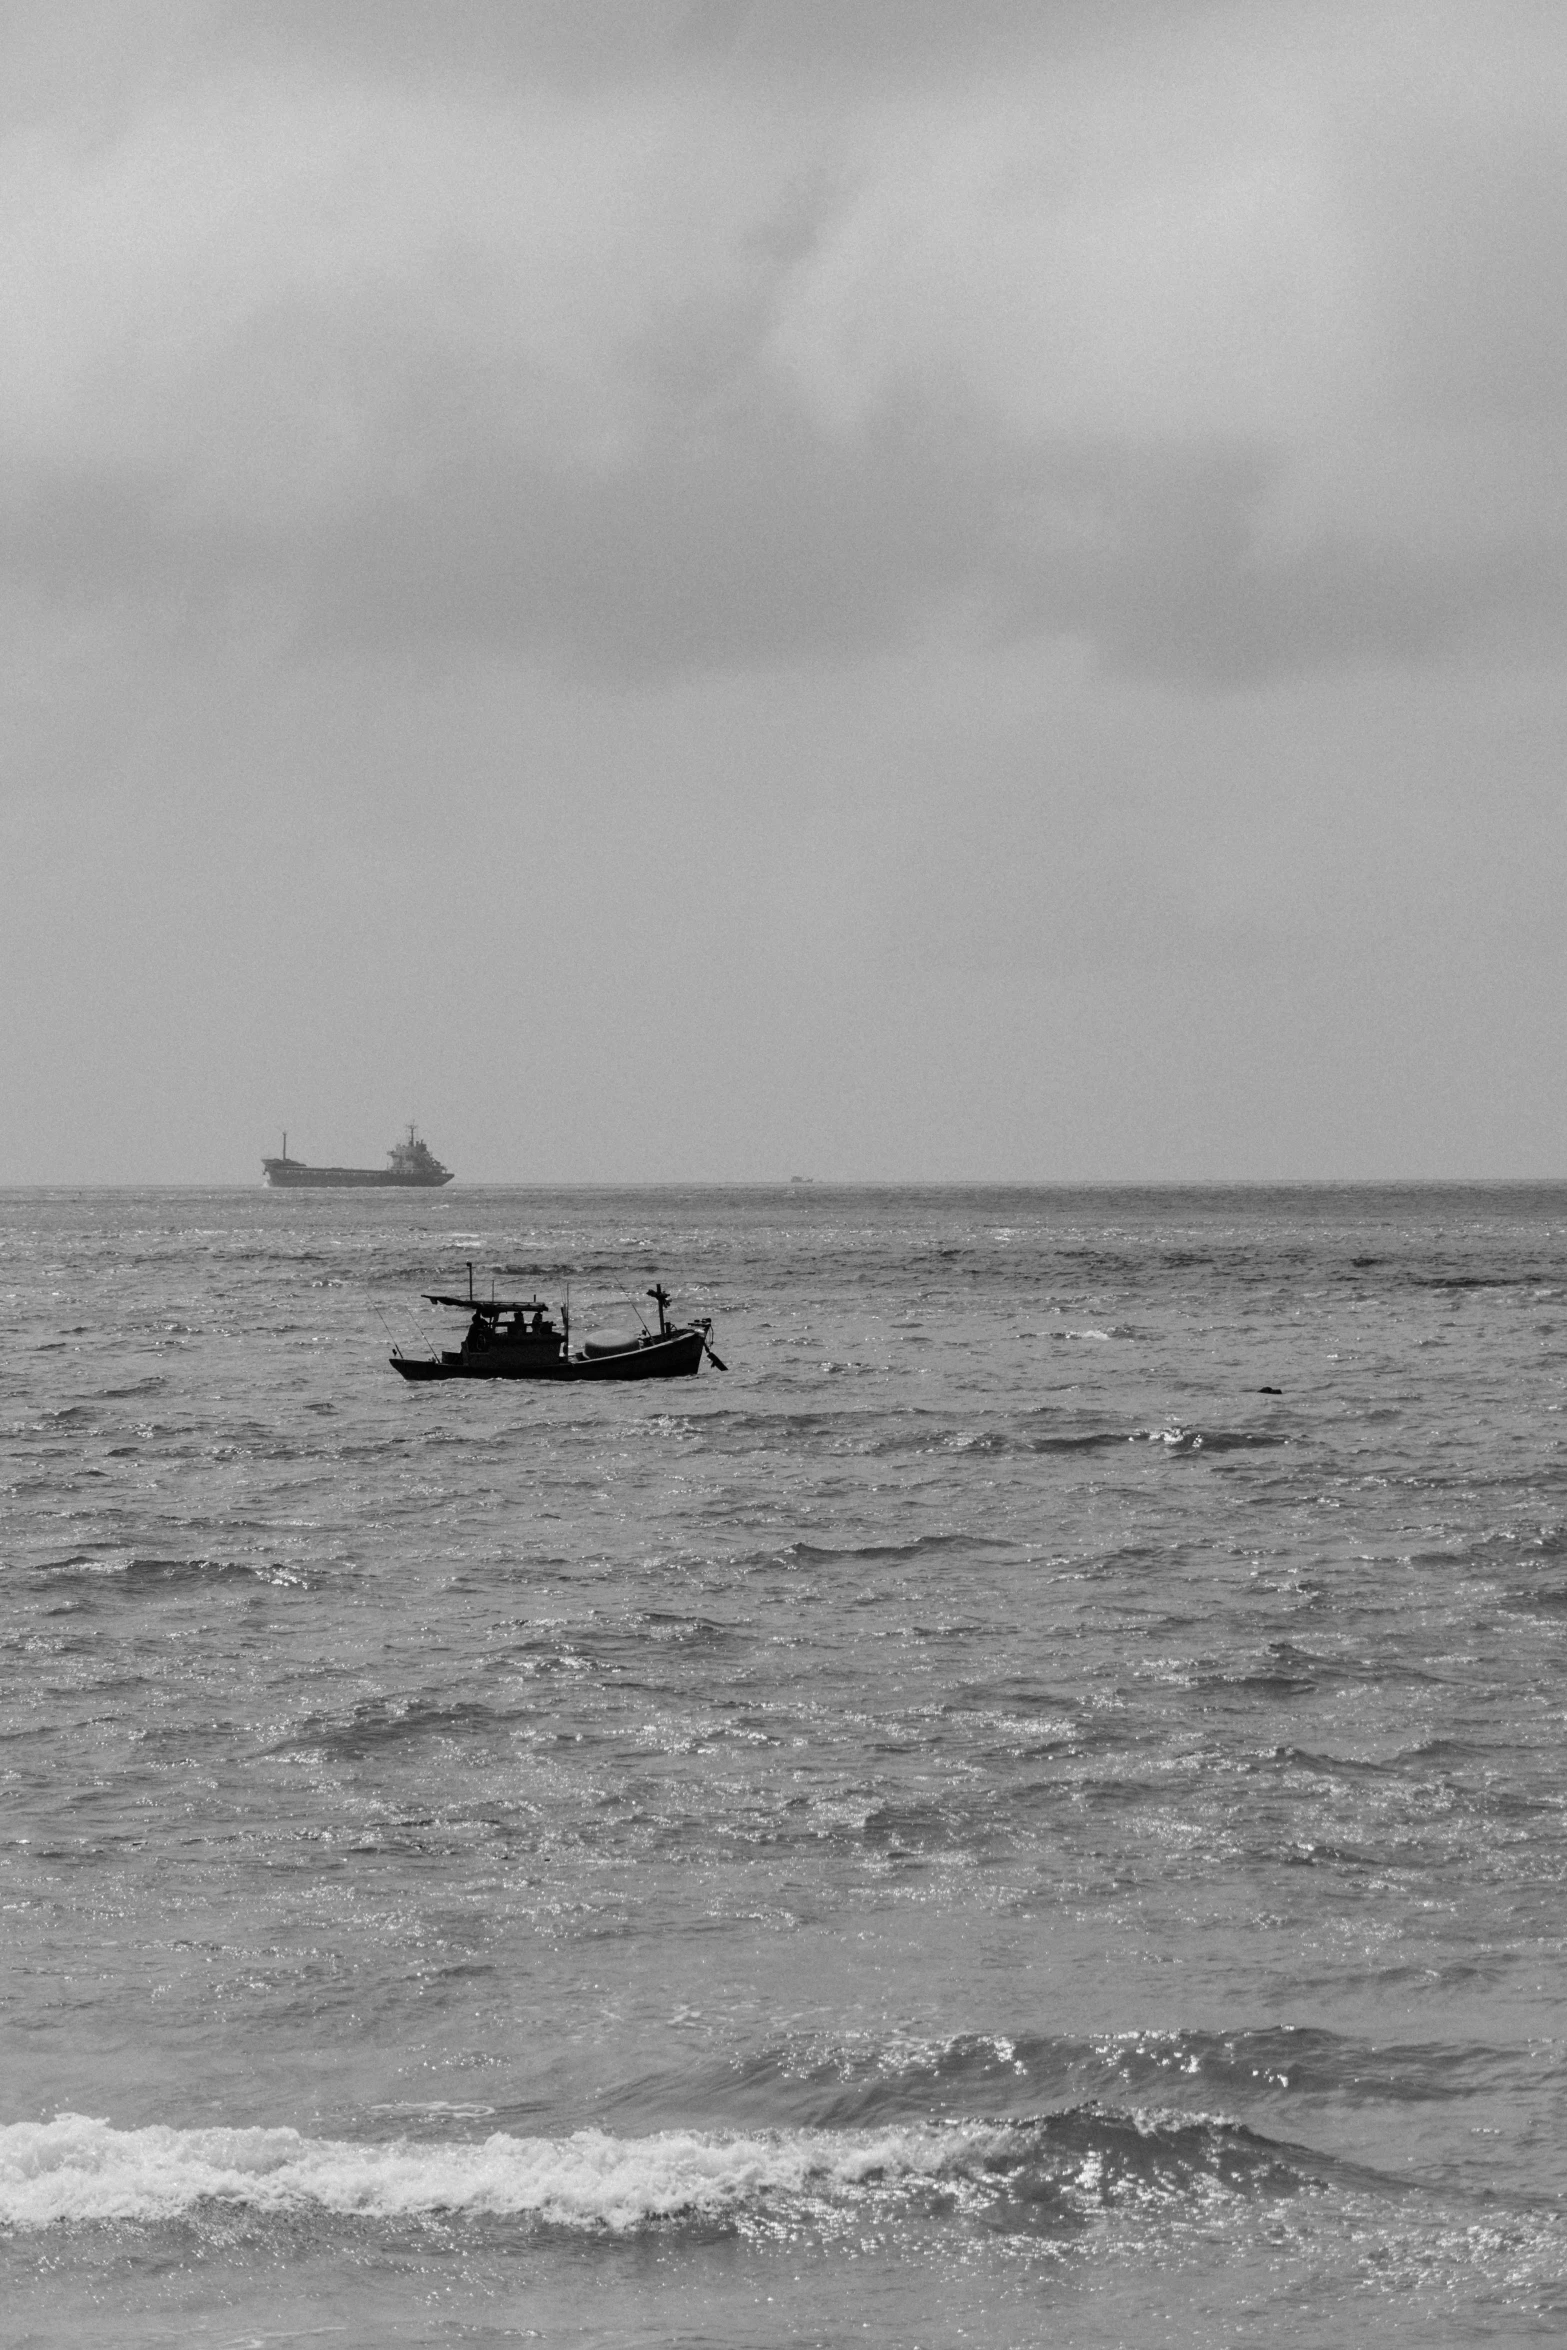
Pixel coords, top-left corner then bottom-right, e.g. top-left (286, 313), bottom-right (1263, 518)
top-left (3, 0), bottom-right (1564, 1182)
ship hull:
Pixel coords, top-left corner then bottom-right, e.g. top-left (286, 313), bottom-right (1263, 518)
top-left (390, 1328), bottom-right (706, 1381)
top-left (264, 1163), bottom-right (454, 1188)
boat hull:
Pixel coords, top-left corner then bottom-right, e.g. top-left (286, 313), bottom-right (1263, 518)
top-left (265, 1164), bottom-right (454, 1188)
top-left (391, 1328), bottom-right (707, 1381)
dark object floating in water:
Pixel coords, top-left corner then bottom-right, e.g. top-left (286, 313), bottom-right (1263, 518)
top-left (264, 1126), bottom-right (454, 1188)
top-left (1259, 1385), bottom-right (1283, 1394)
top-left (391, 1273), bottom-right (726, 1382)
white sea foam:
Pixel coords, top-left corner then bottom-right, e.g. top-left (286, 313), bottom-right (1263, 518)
top-left (0, 2114), bottom-right (1007, 2232)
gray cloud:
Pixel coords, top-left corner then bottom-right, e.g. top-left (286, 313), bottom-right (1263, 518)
top-left (5, 3), bottom-right (1567, 1181)
top-left (204, 0), bottom-right (1217, 97)
top-left (259, 409), bottom-right (1567, 685)
top-left (3, 0), bottom-right (1566, 692)
top-left (6, 372), bottom-right (1563, 690)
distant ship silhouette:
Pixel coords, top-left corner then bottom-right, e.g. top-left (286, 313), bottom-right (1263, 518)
top-left (262, 1125), bottom-right (454, 1188)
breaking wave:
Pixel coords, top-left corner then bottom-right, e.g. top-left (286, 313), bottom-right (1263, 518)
top-left (1, 2106), bottom-right (1326, 2235)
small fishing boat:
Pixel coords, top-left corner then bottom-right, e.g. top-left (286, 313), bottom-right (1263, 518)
top-left (389, 1274), bottom-right (726, 1383)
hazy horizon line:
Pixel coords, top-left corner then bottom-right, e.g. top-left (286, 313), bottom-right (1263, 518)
top-left (7, 1175), bottom-right (1567, 1195)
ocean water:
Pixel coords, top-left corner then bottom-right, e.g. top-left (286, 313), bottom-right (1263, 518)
top-left (3, 1182), bottom-right (1566, 2348)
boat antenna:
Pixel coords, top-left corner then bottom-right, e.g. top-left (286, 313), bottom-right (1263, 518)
top-left (467, 1261), bottom-right (474, 1303)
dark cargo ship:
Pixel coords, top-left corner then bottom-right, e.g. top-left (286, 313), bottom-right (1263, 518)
top-left (262, 1126), bottom-right (454, 1188)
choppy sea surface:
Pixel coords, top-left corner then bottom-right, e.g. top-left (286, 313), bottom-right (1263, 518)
top-left (3, 1183), bottom-right (1566, 2348)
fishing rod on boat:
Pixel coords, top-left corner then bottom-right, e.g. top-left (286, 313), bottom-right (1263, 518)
top-left (372, 1300), bottom-right (432, 1364)
top-left (402, 1301), bottom-right (440, 1361)
top-left (409, 1302), bottom-right (444, 1359)
top-left (617, 1285), bottom-right (653, 1335)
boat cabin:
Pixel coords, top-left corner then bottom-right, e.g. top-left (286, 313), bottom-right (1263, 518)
top-left (424, 1287), bottom-right (567, 1361)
